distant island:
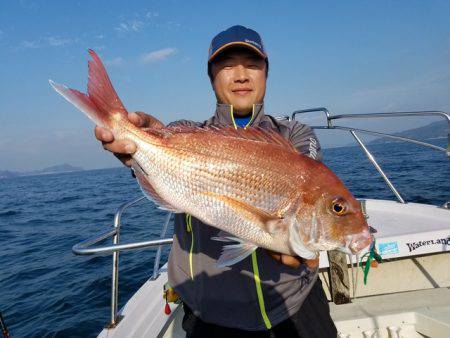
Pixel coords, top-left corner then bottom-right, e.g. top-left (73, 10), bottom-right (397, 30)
top-left (369, 120), bottom-right (448, 144)
top-left (0, 164), bottom-right (84, 179)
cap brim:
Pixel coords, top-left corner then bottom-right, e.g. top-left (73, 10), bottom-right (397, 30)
top-left (208, 41), bottom-right (266, 62)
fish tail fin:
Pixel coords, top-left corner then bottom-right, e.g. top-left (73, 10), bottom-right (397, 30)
top-left (49, 49), bottom-right (128, 129)
top-left (49, 80), bottom-right (111, 128)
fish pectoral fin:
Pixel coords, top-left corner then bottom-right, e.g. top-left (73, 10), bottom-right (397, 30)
top-left (131, 161), bottom-right (180, 213)
top-left (201, 192), bottom-right (282, 234)
top-left (210, 230), bottom-right (238, 242)
top-left (212, 236), bottom-right (258, 268)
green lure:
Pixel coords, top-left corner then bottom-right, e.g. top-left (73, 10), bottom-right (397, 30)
top-left (359, 238), bottom-right (382, 285)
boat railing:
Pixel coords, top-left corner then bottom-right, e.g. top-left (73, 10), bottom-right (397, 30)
top-left (289, 108), bottom-right (450, 204)
top-left (72, 107), bottom-right (449, 328)
top-left (72, 196), bottom-right (174, 328)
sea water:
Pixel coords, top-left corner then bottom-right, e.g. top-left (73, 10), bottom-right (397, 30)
top-left (0, 141), bottom-right (448, 337)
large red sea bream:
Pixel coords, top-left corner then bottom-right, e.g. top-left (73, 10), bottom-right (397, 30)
top-left (50, 50), bottom-right (371, 267)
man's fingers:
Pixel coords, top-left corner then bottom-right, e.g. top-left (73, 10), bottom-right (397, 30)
top-left (303, 258), bottom-right (320, 268)
top-left (94, 126), bottom-right (114, 142)
top-left (267, 251), bottom-right (300, 268)
top-left (95, 123), bottom-right (138, 168)
top-left (130, 111), bottom-right (165, 129)
top-left (123, 157), bottom-right (134, 167)
top-left (266, 250), bottom-right (318, 269)
top-left (102, 139), bottom-right (136, 154)
top-left (114, 153), bottom-right (133, 167)
top-left (280, 255), bottom-right (302, 268)
top-left (128, 112), bottom-right (143, 127)
top-left (95, 112), bottom-right (160, 169)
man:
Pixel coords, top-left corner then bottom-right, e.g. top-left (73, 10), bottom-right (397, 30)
top-left (95, 25), bottom-right (337, 337)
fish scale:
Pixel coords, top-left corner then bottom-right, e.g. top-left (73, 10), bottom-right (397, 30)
top-left (130, 139), bottom-right (292, 251)
top-left (128, 135), bottom-right (306, 254)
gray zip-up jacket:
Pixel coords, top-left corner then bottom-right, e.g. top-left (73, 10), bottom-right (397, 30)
top-left (167, 103), bottom-right (322, 331)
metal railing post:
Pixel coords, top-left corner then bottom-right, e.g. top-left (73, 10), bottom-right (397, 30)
top-left (291, 107), bottom-right (332, 127)
top-left (350, 130), bottom-right (406, 204)
top-left (151, 212), bottom-right (173, 280)
top-left (110, 212), bottom-right (120, 327)
top-left (107, 196), bottom-right (145, 328)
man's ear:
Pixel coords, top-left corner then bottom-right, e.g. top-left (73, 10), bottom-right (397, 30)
top-left (208, 63), bottom-right (215, 89)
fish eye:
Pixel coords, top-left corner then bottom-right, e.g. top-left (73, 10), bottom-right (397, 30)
top-left (331, 199), bottom-right (347, 215)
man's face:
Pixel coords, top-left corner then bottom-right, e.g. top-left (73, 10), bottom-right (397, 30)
top-left (210, 47), bottom-right (267, 116)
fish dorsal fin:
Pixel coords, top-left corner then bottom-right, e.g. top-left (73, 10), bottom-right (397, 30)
top-left (87, 49), bottom-right (128, 117)
top-left (210, 126), bottom-right (298, 153)
top-left (131, 161), bottom-right (180, 213)
top-left (141, 126), bottom-right (178, 139)
top-left (157, 125), bottom-right (298, 153)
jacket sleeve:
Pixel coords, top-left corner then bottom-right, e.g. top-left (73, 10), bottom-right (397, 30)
top-left (289, 122), bottom-right (322, 162)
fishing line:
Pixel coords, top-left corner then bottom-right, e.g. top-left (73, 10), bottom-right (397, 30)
top-left (354, 253), bottom-right (360, 299)
top-left (349, 253), bottom-right (355, 299)
top-left (348, 253), bottom-right (360, 300)
top-left (0, 312), bottom-right (10, 338)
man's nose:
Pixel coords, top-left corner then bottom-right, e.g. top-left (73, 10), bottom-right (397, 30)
top-left (234, 65), bottom-right (249, 83)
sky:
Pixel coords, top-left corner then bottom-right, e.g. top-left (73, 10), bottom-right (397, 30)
top-left (1, 0), bottom-right (450, 171)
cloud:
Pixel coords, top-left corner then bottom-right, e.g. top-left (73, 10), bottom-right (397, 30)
top-left (91, 45), bottom-right (106, 51)
top-left (140, 48), bottom-right (178, 64)
top-left (181, 56), bottom-right (191, 64)
top-left (46, 36), bottom-right (72, 47)
top-left (145, 11), bottom-right (159, 18)
top-left (165, 21), bottom-right (182, 29)
top-left (115, 10), bottom-right (183, 36)
top-left (21, 40), bottom-right (39, 49)
top-left (19, 36), bottom-right (75, 49)
top-left (115, 20), bottom-right (145, 33)
top-left (104, 57), bottom-right (124, 67)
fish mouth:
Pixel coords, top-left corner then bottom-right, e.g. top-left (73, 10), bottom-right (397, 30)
top-left (345, 229), bottom-right (373, 254)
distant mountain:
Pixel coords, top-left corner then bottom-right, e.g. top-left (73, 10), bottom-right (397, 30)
top-left (370, 120), bottom-right (448, 144)
top-left (29, 164), bottom-right (84, 175)
top-left (0, 164), bottom-right (84, 179)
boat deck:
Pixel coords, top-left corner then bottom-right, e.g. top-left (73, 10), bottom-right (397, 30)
top-left (160, 288), bottom-right (450, 338)
top-left (98, 199), bottom-right (450, 337)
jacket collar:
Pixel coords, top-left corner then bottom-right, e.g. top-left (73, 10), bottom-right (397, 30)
top-left (211, 103), bottom-right (265, 127)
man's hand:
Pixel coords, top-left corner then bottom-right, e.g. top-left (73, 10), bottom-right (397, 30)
top-left (94, 111), bottom-right (164, 167)
top-left (267, 250), bottom-right (319, 269)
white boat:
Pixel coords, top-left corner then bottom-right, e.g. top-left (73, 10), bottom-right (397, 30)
top-left (73, 109), bottom-right (450, 338)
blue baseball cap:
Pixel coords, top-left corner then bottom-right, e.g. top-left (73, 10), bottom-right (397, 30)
top-left (208, 25), bottom-right (268, 63)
